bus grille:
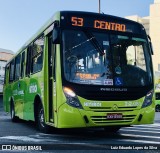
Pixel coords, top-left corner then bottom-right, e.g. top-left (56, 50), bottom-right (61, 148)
top-left (89, 106), bottom-right (137, 112)
top-left (91, 115), bottom-right (136, 124)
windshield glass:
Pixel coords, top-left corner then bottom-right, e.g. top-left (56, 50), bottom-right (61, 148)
top-left (62, 30), bottom-right (152, 87)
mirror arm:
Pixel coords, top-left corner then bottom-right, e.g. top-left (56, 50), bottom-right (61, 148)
top-left (148, 35), bottom-right (154, 55)
top-left (52, 20), bottom-right (60, 44)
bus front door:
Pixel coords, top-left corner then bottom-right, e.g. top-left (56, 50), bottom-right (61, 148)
top-left (48, 34), bottom-right (56, 123)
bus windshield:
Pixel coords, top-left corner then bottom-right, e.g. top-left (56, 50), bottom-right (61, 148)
top-left (62, 29), bottom-right (152, 87)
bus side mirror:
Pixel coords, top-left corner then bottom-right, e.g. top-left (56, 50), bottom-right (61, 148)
top-left (52, 21), bottom-right (60, 44)
top-left (148, 35), bottom-right (154, 55)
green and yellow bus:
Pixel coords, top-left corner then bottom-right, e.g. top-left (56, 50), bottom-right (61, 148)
top-left (3, 11), bottom-right (155, 133)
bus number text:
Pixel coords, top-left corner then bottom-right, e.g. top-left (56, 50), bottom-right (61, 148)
top-left (71, 17), bottom-right (84, 27)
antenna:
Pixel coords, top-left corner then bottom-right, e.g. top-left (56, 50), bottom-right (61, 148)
top-left (98, 0), bottom-right (101, 13)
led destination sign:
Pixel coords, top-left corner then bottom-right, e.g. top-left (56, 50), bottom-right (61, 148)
top-left (94, 20), bottom-right (126, 32)
top-left (60, 12), bottom-right (145, 35)
top-left (71, 16), bottom-right (126, 32)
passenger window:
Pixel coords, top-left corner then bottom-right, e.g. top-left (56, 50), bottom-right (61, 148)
top-left (21, 51), bottom-right (25, 78)
top-left (126, 45), bottom-right (147, 72)
top-left (9, 60), bottom-right (15, 82)
top-left (15, 55), bottom-right (21, 80)
top-left (4, 64), bottom-right (9, 84)
top-left (26, 46), bottom-right (32, 76)
top-left (31, 35), bottom-right (44, 73)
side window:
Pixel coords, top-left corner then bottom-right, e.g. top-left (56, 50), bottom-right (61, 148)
top-left (9, 60), bottom-right (15, 82)
top-left (126, 45), bottom-right (146, 71)
top-left (4, 64), bottom-right (9, 85)
top-left (21, 51), bottom-right (25, 78)
top-left (31, 35), bottom-right (44, 73)
top-left (15, 55), bottom-right (21, 80)
top-left (26, 46), bottom-right (32, 76)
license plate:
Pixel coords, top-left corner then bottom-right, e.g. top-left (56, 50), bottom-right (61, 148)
top-left (107, 113), bottom-right (123, 120)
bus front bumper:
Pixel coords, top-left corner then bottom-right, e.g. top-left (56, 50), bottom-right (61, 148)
top-left (57, 103), bottom-right (155, 128)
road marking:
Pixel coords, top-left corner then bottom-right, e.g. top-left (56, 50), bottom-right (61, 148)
top-left (120, 133), bottom-right (160, 139)
top-left (122, 126), bottom-right (160, 131)
top-left (120, 129), bottom-right (160, 134)
top-left (118, 123), bottom-right (160, 144)
top-left (133, 123), bottom-right (160, 128)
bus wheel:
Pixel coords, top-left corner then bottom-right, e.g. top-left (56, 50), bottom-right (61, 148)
top-left (156, 104), bottom-right (160, 112)
top-left (104, 126), bottom-right (121, 133)
top-left (37, 104), bottom-right (50, 133)
top-left (10, 101), bottom-right (19, 122)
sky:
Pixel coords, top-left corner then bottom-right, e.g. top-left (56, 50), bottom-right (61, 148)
top-left (0, 0), bottom-right (154, 53)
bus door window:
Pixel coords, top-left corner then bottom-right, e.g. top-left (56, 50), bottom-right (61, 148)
top-left (48, 33), bottom-right (57, 121)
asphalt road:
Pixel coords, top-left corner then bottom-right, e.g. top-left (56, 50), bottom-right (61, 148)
top-left (0, 95), bottom-right (160, 153)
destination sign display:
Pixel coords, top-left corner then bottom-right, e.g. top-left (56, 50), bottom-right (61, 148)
top-left (71, 16), bottom-right (126, 32)
top-left (60, 11), bottom-right (145, 35)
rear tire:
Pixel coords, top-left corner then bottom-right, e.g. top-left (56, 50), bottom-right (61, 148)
top-left (10, 101), bottom-right (19, 122)
top-left (37, 103), bottom-right (50, 133)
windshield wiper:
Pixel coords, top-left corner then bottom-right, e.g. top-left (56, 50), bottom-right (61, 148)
top-left (84, 31), bottom-right (105, 56)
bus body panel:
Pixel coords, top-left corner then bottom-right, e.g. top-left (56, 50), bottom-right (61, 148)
top-left (3, 84), bottom-right (11, 113)
top-left (13, 80), bottom-right (24, 119)
top-left (58, 103), bottom-right (86, 128)
top-left (23, 74), bottom-right (43, 121)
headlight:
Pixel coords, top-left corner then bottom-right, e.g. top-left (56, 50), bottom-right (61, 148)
top-left (142, 90), bottom-right (154, 108)
top-left (63, 87), bottom-right (83, 109)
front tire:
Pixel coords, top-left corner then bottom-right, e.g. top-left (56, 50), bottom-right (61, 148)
top-left (37, 103), bottom-right (50, 133)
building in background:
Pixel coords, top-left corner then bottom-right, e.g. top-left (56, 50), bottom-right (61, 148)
top-left (126, 0), bottom-right (160, 88)
top-left (0, 48), bottom-right (14, 93)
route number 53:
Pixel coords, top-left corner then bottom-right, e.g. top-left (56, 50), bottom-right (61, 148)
top-left (71, 17), bottom-right (84, 27)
